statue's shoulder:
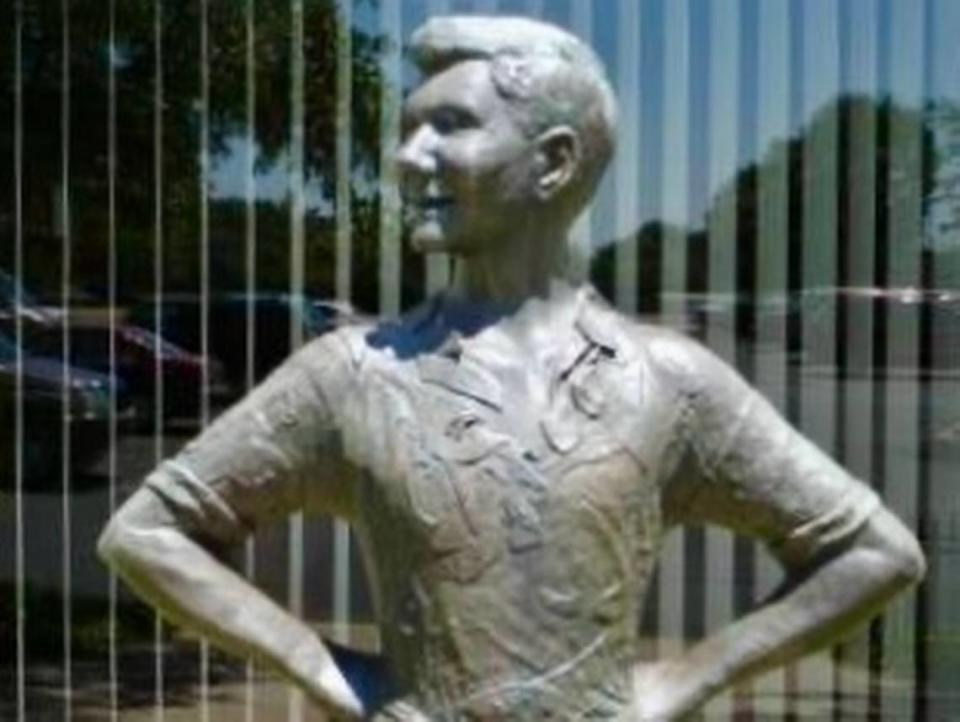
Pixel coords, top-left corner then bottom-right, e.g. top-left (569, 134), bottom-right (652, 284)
top-left (296, 320), bottom-right (377, 378)
top-left (579, 292), bottom-right (726, 393)
top-left (630, 321), bottom-right (708, 370)
top-left (356, 297), bottom-right (446, 364)
top-left (578, 291), bottom-right (702, 364)
top-left (297, 297), bottom-right (441, 377)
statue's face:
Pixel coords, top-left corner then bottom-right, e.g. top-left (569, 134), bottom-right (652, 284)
top-left (398, 59), bottom-right (538, 256)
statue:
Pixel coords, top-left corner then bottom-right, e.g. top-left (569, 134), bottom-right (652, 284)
top-left (98, 16), bottom-right (925, 721)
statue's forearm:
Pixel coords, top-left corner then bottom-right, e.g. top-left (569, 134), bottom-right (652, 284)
top-left (97, 488), bottom-right (364, 719)
top-left (633, 507), bottom-right (925, 720)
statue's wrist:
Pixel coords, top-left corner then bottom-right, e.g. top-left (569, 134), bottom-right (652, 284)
top-left (286, 639), bottom-right (364, 718)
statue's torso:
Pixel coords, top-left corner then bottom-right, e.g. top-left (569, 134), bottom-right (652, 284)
top-left (337, 301), bottom-right (682, 719)
top-left (144, 289), bottom-right (884, 720)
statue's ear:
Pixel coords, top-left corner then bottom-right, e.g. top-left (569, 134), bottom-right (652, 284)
top-left (534, 126), bottom-right (580, 201)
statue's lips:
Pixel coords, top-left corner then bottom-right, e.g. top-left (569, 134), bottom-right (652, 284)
top-left (406, 196), bottom-right (455, 221)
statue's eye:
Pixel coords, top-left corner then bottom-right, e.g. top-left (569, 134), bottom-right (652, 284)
top-left (431, 106), bottom-right (476, 134)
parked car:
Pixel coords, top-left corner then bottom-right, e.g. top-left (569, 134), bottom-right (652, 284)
top-left (23, 322), bottom-right (227, 426)
top-left (0, 333), bottom-right (135, 485)
top-left (128, 294), bottom-right (360, 394)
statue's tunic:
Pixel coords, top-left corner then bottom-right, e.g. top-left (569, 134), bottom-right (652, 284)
top-left (144, 289), bottom-right (878, 720)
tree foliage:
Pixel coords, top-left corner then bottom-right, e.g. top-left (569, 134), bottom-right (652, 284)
top-left (1, 0), bottom-right (386, 301)
top-left (591, 93), bottom-right (946, 308)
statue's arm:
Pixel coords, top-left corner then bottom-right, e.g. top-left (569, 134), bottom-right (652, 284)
top-left (97, 483), bottom-right (363, 718)
top-left (633, 503), bottom-right (922, 721)
top-left (97, 337), bottom-right (365, 719)
top-left (643, 338), bottom-right (925, 721)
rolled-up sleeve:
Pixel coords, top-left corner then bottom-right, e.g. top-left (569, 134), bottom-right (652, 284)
top-left (658, 337), bottom-right (879, 565)
top-left (144, 333), bottom-right (355, 546)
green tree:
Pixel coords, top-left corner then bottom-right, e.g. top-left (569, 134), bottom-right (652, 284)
top-left (0, 0), bottom-right (386, 301)
top-left (591, 94), bottom-right (942, 312)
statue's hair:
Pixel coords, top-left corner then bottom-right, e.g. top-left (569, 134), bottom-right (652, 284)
top-left (409, 16), bottom-right (618, 222)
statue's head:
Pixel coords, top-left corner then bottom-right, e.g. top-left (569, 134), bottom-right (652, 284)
top-left (399, 16), bottom-right (617, 258)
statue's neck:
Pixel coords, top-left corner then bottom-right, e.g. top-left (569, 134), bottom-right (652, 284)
top-left (437, 276), bottom-right (586, 361)
top-left (447, 231), bottom-right (575, 307)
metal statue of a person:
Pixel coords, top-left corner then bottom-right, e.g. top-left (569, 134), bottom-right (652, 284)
top-left (99, 16), bottom-right (924, 721)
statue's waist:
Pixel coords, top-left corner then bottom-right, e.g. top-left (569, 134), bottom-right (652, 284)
top-left (397, 675), bottom-right (634, 721)
top-left (382, 633), bottom-right (635, 720)
top-left (327, 643), bottom-right (635, 721)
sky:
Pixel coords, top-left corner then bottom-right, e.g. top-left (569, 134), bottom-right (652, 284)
top-left (210, 0), bottom-right (959, 247)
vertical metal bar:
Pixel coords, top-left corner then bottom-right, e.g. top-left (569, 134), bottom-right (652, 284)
top-left (658, 0), bottom-right (688, 667)
top-left (797, 0), bottom-right (841, 713)
top-left (869, 7), bottom-right (893, 717)
top-left (365, 0), bottom-right (407, 603)
top-left (706, 0), bottom-right (739, 385)
top-left (288, 0), bottom-right (306, 719)
top-left (380, 0), bottom-right (403, 318)
top-left (13, 1), bottom-right (25, 718)
top-left (914, 2), bottom-right (940, 697)
top-left (198, 0), bottom-right (212, 718)
top-left (289, 0), bottom-right (305, 350)
top-left (107, 0), bottom-right (120, 719)
top-left (152, 1), bottom-right (165, 460)
top-left (838, 3), bottom-right (879, 718)
top-left (197, 0), bottom-right (216, 418)
top-left (336, 0), bottom-right (353, 304)
top-left (425, 0), bottom-right (452, 294)
top-left (244, 0), bottom-right (258, 718)
top-left (244, 4), bottom-right (258, 405)
top-left (613, 0), bottom-right (639, 313)
top-left (60, 0), bottom-right (73, 716)
top-left (199, 2), bottom-right (211, 426)
top-left (752, 0), bottom-right (789, 714)
top-left (569, 0), bottom-right (594, 283)
top-left (881, 3), bottom-right (925, 720)
top-left (152, 1), bottom-right (165, 718)
top-left (924, 5), bottom-right (960, 720)
top-left (704, 0), bottom-right (738, 716)
top-left (660, 0), bottom-right (689, 326)
top-left (733, 1), bottom-right (761, 714)
top-left (840, 1), bottom-right (879, 501)
top-left (799, 3), bottom-right (840, 442)
top-left (374, 0), bottom-right (404, 656)
top-left (333, 0), bottom-right (354, 646)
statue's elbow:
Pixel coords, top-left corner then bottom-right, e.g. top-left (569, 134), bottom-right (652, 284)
top-left (867, 508), bottom-right (926, 593)
top-left (97, 510), bottom-right (137, 571)
top-left (97, 488), bottom-right (165, 572)
top-left (890, 527), bottom-right (926, 589)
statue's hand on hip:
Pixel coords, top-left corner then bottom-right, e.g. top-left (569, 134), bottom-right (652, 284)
top-left (624, 660), bottom-right (704, 722)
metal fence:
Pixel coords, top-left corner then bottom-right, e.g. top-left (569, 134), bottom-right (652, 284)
top-left (2, 0), bottom-right (959, 720)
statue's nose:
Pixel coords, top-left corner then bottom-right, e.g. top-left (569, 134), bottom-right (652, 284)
top-left (396, 125), bottom-right (439, 176)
